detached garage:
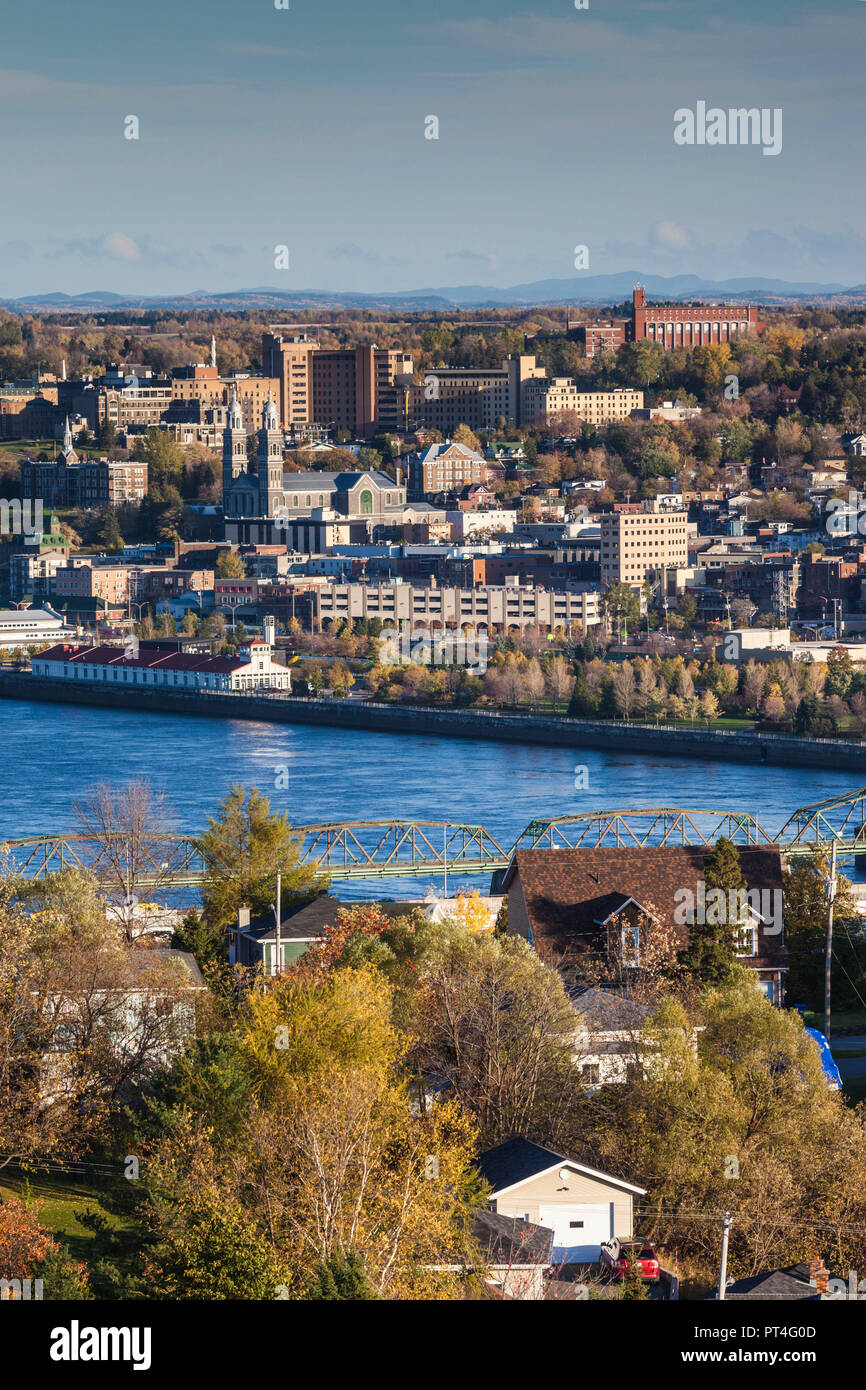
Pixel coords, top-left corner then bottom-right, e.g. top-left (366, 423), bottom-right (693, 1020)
top-left (478, 1137), bottom-right (645, 1264)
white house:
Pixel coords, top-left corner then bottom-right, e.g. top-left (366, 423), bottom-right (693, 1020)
top-left (478, 1136), bottom-right (645, 1264)
top-left (31, 637), bottom-right (292, 693)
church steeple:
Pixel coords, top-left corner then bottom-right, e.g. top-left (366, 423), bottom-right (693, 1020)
top-left (257, 390), bottom-right (283, 516)
top-left (59, 416), bottom-right (78, 466)
top-left (210, 335), bottom-right (217, 371)
top-left (222, 388), bottom-right (248, 506)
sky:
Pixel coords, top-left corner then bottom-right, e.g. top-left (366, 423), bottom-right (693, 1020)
top-left (1, 0), bottom-right (864, 298)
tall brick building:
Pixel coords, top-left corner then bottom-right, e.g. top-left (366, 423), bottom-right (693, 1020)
top-left (261, 332), bottom-right (413, 437)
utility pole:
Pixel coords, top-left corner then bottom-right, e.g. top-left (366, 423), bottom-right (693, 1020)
top-left (274, 870), bottom-right (282, 977)
top-left (825, 839), bottom-right (837, 1043)
top-left (717, 1213), bottom-right (733, 1301)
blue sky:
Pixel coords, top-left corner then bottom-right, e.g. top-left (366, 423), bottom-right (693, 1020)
top-left (1, 0), bottom-right (863, 296)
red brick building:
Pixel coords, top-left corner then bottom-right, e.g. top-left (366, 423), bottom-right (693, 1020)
top-left (631, 287), bottom-right (761, 350)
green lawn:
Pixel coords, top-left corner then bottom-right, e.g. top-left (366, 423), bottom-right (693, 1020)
top-left (0, 1170), bottom-right (131, 1255)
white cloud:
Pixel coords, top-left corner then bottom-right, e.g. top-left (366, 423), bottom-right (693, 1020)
top-left (653, 220), bottom-right (692, 252)
top-left (100, 233), bottom-right (141, 262)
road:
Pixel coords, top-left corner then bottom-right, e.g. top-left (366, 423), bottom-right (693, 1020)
top-left (831, 1035), bottom-right (866, 1081)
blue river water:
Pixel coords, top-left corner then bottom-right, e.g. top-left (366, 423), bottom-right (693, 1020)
top-left (1, 698), bottom-right (861, 899)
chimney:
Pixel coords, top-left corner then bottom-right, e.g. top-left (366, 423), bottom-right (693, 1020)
top-left (237, 906), bottom-right (250, 931)
top-left (809, 1257), bottom-right (829, 1295)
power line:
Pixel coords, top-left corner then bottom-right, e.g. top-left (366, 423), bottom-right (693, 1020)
top-left (635, 1207), bottom-right (866, 1235)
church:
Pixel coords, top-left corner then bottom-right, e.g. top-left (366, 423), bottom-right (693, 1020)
top-left (222, 391), bottom-right (406, 545)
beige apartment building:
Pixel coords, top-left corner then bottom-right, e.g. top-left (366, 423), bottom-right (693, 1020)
top-left (406, 355), bottom-right (546, 433)
top-left (522, 383), bottom-right (644, 426)
top-left (314, 581), bottom-right (600, 635)
top-left (600, 505), bottom-right (689, 587)
top-left (170, 368), bottom-right (282, 434)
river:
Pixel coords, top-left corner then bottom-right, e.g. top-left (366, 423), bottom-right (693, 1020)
top-left (2, 698), bottom-right (860, 899)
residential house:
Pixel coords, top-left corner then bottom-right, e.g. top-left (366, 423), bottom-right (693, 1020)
top-left (502, 846), bottom-right (788, 1003)
top-left (705, 1262), bottom-right (831, 1301)
top-left (229, 895), bottom-right (423, 974)
top-left (471, 1210), bottom-right (554, 1300)
top-left (569, 985), bottom-right (654, 1088)
top-left (477, 1136), bottom-right (645, 1263)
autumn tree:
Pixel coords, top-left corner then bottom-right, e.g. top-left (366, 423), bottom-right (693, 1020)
top-left (563, 986), bottom-right (866, 1280)
top-left (783, 853), bottom-right (861, 1011)
top-left (142, 966), bottom-right (484, 1298)
top-left (215, 549), bottom-right (246, 580)
top-left (418, 926), bottom-right (577, 1148)
top-left (72, 781), bottom-right (177, 940)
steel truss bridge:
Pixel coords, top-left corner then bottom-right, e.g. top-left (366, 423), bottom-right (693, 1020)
top-left (4, 790), bottom-right (866, 890)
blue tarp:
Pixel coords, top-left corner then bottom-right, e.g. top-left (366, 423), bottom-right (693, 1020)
top-left (805, 1027), bottom-right (843, 1089)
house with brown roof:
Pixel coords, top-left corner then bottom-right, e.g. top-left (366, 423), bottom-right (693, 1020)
top-left (502, 846), bottom-right (788, 1003)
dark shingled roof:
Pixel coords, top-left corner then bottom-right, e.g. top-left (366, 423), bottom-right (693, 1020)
top-left (244, 895), bottom-right (424, 943)
top-left (477, 1137), bottom-right (569, 1193)
top-left (472, 1210), bottom-right (554, 1266)
top-left (478, 1136), bottom-right (645, 1198)
top-left (505, 846), bottom-right (787, 970)
top-left (705, 1265), bottom-right (823, 1300)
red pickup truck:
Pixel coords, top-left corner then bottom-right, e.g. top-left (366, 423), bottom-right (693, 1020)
top-left (599, 1238), bottom-right (660, 1282)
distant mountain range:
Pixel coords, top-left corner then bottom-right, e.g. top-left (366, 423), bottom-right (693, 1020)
top-left (2, 272), bottom-right (864, 315)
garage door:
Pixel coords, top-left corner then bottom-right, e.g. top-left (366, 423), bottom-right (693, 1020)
top-left (538, 1202), bottom-right (614, 1262)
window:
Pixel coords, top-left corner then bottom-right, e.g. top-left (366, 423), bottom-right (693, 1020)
top-left (621, 924), bottom-right (639, 967)
top-left (736, 923), bottom-right (758, 957)
top-left (581, 1063), bottom-right (601, 1086)
top-left (360, 489), bottom-right (373, 515)
top-left (569, 1220), bottom-right (585, 1229)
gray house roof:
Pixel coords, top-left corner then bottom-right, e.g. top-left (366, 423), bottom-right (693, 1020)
top-left (568, 985), bottom-right (653, 1032)
top-left (705, 1265), bottom-right (823, 1300)
top-left (242, 895), bottom-right (423, 944)
top-left (472, 1210), bottom-right (554, 1267)
top-left (478, 1136), bottom-right (645, 1198)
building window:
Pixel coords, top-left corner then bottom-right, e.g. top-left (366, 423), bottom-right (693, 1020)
top-left (581, 1064), bottom-right (601, 1086)
top-left (360, 490), bottom-right (373, 515)
top-left (621, 925), bottom-right (639, 966)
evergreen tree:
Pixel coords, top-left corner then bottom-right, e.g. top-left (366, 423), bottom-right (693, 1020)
top-left (568, 663), bottom-right (599, 718)
top-left (195, 785), bottom-right (329, 929)
top-left (306, 1252), bottom-right (377, 1300)
top-left (677, 837), bottom-right (744, 985)
top-left (98, 507), bottom-right (124, 553)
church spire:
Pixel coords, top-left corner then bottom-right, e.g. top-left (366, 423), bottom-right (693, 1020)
top-left (210, 335), bottom-right (217, 371)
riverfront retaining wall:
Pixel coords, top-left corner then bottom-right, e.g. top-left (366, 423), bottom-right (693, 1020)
top-left (2, 671), bottom-right (866, 771)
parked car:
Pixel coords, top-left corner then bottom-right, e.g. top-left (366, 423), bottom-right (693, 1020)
top-left (599, 1238), bottom-right (660, 1282)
